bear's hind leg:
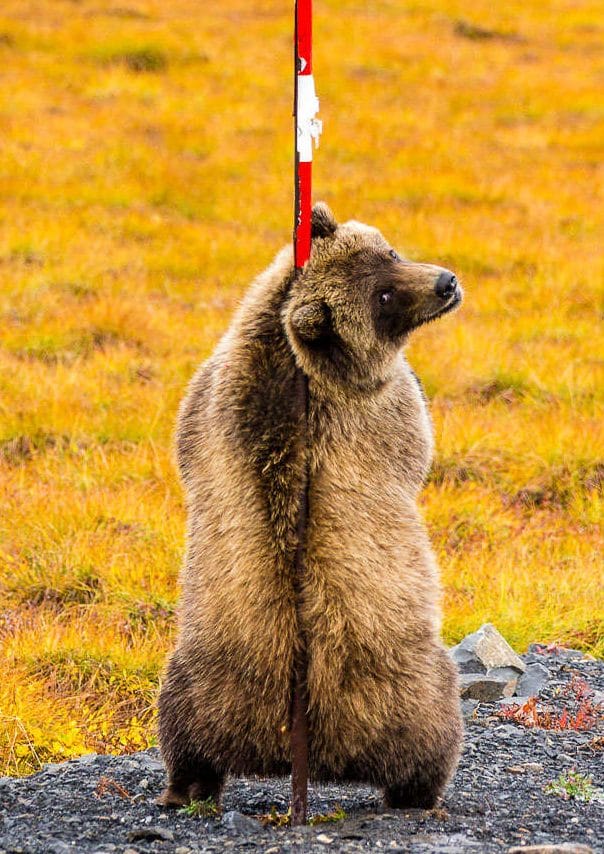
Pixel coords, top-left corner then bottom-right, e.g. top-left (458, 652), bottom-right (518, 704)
top-left (383, 763), bottom-right (443, 810)
top-left (157, 655), bottom-right (226, 808)
top-left (382, 726), bottom-right (461, 810)
top-left (157, 750), bottom-right (225, 808)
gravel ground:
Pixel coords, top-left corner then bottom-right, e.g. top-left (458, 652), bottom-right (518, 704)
top-left (0, 647), bottom-right (602, 854)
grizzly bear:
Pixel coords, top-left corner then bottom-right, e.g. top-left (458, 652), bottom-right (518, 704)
top-left (157, 203), bottom-right (463, 810)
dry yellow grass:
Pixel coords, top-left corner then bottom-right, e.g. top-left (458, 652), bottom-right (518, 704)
top-left (1, 0), bottom-right (602, 775)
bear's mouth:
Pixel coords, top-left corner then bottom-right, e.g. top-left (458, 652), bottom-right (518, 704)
top-left (420, 288), bottom-right (463, 325)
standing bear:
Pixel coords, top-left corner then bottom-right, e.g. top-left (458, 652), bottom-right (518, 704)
top-left (158, 204), bottom-right (463, 810)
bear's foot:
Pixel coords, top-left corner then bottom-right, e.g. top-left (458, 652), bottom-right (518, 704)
top-left (157, 759), bottom-right (225, 809)
top-left (383, 773), bottom-right (442, 810)
top-left (156, 785), bottom-right (191, 808)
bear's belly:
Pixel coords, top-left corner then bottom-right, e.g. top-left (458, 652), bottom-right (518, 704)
top-left (300, 464), bottom-right (442, 773)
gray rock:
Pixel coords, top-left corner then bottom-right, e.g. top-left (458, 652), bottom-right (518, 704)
top-left (461, 698), bottom-right (479, 719)
top-left (591, 690), bottom-right (604, 706)
top-left (40, 764), bottom-right (63, 776)
top-left (451, 623), bottom-right (526, 675)
top-left (516, 662), bottom-right (549, 697)
top-left (45, 843), bottom-right (72, 854)
top-left (498, 696), bottom-right (531, 706)
top-left (460, 672), bottom-right (518, 702)
top-left (222, 810), bottom-right (263, 833)
top-left (449, 646), bottom-right (487, 674)
top-left (488, 665), bottom-right (523, 682)
top-left (136, 752), bottom-right (164, 772)
top-left (127, 826), bottom-right (174, 842)
top-left (495, 724), bottom-right (521, 737)
top-left (507, 846), bottom-right (594, 854)
top-left (527, 643), bottom-right (585, 660)
top-left (73, 753), bottom-right (98, 766)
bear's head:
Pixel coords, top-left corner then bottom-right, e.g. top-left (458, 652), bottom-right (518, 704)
top-left (283, 203), bottom-right (463, 390)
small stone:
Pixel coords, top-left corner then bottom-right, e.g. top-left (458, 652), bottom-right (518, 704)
top-left (516, 662), bottom-right (549, 697)
top-left (41, 763), bottom-right (63, 776)
top-left (505, 762), bottom-right (543, 774)
top-left (46, 842), bottom-right (72, 854)
top-left (451, 624), bottom-right (526, 675)
top-left (591, 690), bottom-right (604, 706)
top-left (496, 724), bottom-right (520, 737)
top-left (498, 696), bottom-right (530, 707)
top-left (127, 826), bottom-right (175, 842)
top-left (504, 762), bottom-right (544, 773)
top-left (316, 834), bottom-right (334, 844)
top-left (175, 848), bottom-right (193, 854)
top-left (460, 673), bottom-right (518, 702)
top-left (264, 848), bottom-right (280, 854)
top-left (137, 752), bottom-right (164, 772)
top-left (222, 810), bottom-right (263, 833)
top-left (461, 698), bottom-right (479, 719)
top-left (507, 846), bottom-right (593, 854)
top-left (75, 753), bottom-right (98, 765)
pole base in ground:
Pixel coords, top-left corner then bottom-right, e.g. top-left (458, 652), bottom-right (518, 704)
top-left (290, 661), bottom-right (309, 825)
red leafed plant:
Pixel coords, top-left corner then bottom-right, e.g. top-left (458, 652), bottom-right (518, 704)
top-left (497, 676), bottom-right (603, 731)
top-left (563, 675), bottom-right (591, 702)
top-left (533, 642), bottom-right (573, 656)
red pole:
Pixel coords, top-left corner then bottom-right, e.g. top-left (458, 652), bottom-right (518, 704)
top-left (291, 0), bottom-right (321, 827)
top-left (294, 0), bottom-right (321, 271)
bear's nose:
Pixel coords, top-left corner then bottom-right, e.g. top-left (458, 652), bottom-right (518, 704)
top-left (434, 270), bottom-right (458, 300)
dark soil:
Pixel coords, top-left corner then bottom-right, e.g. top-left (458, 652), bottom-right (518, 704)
top-left (0, 647), bottom-right (602, 853)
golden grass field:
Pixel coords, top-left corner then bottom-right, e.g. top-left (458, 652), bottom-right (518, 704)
top-left (1, 0), bottom-right (603, 775)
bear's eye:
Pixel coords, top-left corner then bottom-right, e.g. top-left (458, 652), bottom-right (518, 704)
top-left (389, 249), bottom-right (401, 262)
top-left (379, 290), bottom-right (394, 306)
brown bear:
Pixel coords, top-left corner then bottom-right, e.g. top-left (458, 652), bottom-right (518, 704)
top-left (157, 203), bottom-right (463, 810)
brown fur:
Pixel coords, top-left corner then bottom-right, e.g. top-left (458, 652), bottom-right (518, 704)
top-left (157, 204), bottom-right (464, 809)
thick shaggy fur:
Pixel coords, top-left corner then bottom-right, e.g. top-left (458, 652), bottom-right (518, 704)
top-left (158, 205), bottom-right (464, 809)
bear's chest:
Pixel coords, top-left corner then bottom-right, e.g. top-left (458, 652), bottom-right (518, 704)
top-left (308, 372), bottom-right (433, 494)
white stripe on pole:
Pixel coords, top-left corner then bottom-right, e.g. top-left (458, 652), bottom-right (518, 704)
top-left (296, 75), bottom-right (322, 163)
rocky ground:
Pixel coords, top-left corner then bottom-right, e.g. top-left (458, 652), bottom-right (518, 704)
top-left (0, 643), bottom-right (602, 854)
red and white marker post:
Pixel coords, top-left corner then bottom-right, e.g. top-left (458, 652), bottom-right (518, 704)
top-left (291, 0), bottom-right (322, 827)
top-left (294, 0), bottom-right (322, 271)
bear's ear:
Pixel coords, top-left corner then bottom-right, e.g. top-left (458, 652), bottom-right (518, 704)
top-left (311, 202), bottom-right (337, 239)
top-left (290, 300), bottom-right (331, 342)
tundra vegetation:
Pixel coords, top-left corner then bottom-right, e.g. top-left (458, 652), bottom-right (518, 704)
top-left (0, 0), bottom-right (602, 775)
